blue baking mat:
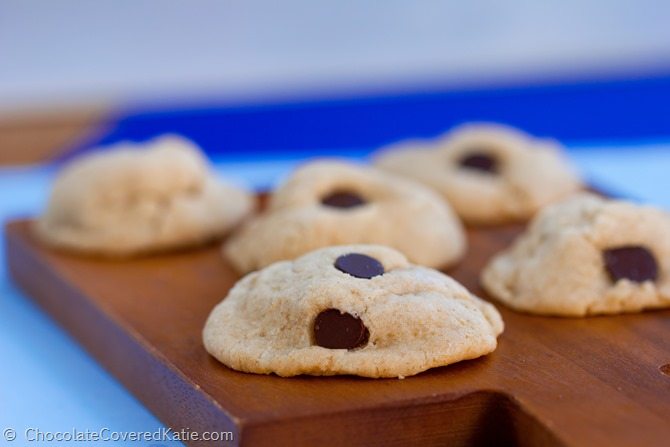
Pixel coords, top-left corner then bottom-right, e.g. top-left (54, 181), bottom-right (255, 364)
top-left (60, 72), bottom-right (670, 163)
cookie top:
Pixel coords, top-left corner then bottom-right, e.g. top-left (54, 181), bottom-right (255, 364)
top-left (481, 193), bottom-right (670, 316)
top-left (223, 160), bottom-right (466, 273)
top-left (374, 123), bottom-right (582, 224)
top-left (204, 245), bottom-right (503, 378)
top-left (36, 135), bottom-right (254, 256)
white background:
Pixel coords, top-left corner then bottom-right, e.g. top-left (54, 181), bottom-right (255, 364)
top-left (2, 0), bottom-right (670, 113)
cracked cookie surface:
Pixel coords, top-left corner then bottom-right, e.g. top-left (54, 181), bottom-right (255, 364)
top-left (223, 160), bottom-right (466, 273)
top-left (374, 123), bottom-right (582, 224)
top-left (204, 245), bottom-right (503, 378)
top-left (36, 135), bottom-right (254, 256)
top-left (481, 193), bottom-right (670, 316)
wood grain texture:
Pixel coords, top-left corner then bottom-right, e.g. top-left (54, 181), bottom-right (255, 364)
top-left (5, 216), bottom-right (670, 447)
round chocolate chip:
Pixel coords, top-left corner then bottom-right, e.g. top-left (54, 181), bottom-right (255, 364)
top-left (603, 245), bottom-right (658, 283)
top-left (335, 253), bottom-right (384, 279)
top-left (313, 309), bottom-right (369, 350)
top-left (459, 152), bottom-right (498, 173)
top-left (321, 191), bottom-right (366, 209)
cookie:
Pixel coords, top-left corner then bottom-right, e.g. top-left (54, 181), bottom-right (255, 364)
top-left (481, 193), bottom-right (670, 316)
top-left (36, 135), bottom-right (254, 256)
top-left (223, 160), bottom-right (466, 273)
top-left (203, 245), bottom-right (503, 378)
top-left (374, 123), bottom-right (582, 224)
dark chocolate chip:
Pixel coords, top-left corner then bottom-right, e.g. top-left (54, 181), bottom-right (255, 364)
top-left (459, 152), bottom-right (498, 173)
top-left (313, 309), bottom-right (369, 350)
top-left (335, 253), bottom-right (384, 279)
top-left (603, 245), bottom-right (658, 283)
top-left (321, 191), bottom-right (366, 209)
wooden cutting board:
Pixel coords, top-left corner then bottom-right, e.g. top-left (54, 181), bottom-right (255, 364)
top-left (5, 213), bottom-right (670, 447)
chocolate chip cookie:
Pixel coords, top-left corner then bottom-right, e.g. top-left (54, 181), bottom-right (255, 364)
top-left (223, 160), bottom-right (466, 273)
top-left (481, 193), bottom-right (670, 316)
top-left (374, 123), bottom-right (582, 224)
top-left (204, 245), bottom-right (503, 378)
top-left (36, 135), bottom-right (254, 256)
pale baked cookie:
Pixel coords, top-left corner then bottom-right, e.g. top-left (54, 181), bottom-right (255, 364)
top-left (481, 193), bottom-right (670, 316)
top-left (223, 160), bottom-right (466, 273)
top-left (36, 135), bottom-right (254, 256)
top-left (374, 123), bottom-right (582, 224)
top-left (204, 245), bottom-right (503, 378)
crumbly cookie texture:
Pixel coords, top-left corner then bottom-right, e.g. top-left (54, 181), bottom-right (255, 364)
top-left (36, 135), bottom-right (254, 256)
top-left (204, 245), bottom-right (503, 378)
top-left (374, 123), bottom-right (582, 225)
top-left (223, 160), bottom-right (466, 273)
top-left (481, 193), bottom-right (670, 316)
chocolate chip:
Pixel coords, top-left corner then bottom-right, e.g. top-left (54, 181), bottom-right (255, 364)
top-left (603, 245), bottom-right (658, 283)
top-left (459, 152), bottom-right (498, 173)
top-left (321, 191), bottom-right (366, 208)
top-left (313, 309), bottom-right (369, 350)
top-left (335, 253), bottom-right (384, 279)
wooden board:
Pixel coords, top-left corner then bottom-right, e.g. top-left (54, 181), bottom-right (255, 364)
top-left (6, 216), bottom-right (670, 447)
top-left (0, 107), bottom-right (109, 165)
